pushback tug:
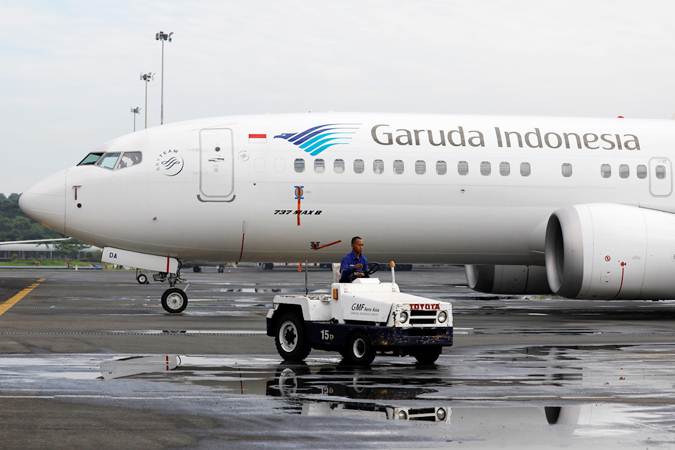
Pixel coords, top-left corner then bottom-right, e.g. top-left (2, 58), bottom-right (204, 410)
top-left (266, 262), bottom-right (453, 365)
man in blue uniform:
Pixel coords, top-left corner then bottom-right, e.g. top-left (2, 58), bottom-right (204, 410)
top-left (340, 236), bottom-right (368, 283)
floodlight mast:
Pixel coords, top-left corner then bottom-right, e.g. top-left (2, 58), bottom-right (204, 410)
top-left (155, 31), bottom-right (173, 125)
top-left (139, 73), bottom-right (153, 129)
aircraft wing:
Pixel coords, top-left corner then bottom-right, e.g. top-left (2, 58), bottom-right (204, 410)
top-left (0, 238), bottom-right (72, 246)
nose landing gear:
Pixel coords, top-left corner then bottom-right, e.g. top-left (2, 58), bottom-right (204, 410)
top-left (160, 267), bottom-right (188, 314)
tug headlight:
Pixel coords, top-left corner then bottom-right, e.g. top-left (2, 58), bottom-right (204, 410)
top-left (437, 310), bottom-right (448, 324)
top-left (399, 311), bottom-right (409, 324)
top-left (436, 408), bottom-right (447, 421)
top-left (397, 410), bottom-right (408, 420)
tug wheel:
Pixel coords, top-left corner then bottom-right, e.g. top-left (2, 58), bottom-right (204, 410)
top-left (275, 312), bottom-right (311, 362)
top-left (412, 346), bottom-right (442, 365)
top-left (342, 332), bottom-right (375, 366)
top-left (161, 288), bottom-right (188, 314)
top-left (136, 273), bottom-right (149, 285)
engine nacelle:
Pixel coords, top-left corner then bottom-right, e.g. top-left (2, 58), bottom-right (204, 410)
top-left (545, 203), bottom-right (675, 299)
top-left (465, 264), bottom-right (552, 295)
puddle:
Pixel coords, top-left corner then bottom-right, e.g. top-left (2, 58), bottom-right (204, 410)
top-left (0, 346), bottom-right (674, 448)
top-left (100, 355), bottom-right (179, 379)
top-left (94, 342), bottom-right (675, 405)
top-left (91, 355), bottom-right (675, 446)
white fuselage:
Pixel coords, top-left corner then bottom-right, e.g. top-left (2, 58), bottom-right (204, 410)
top-left (20, 113), bottom-right (675, 265)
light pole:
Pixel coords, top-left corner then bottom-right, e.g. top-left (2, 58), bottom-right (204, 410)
top-left (155, 31), bottom-right (173, 125)
top-left (140, 72), bottom-right (154, 129)
top-left (130, 106), bottom-right (141, 132)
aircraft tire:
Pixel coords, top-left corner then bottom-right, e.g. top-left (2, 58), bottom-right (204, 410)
top-left (161, 288), bottom-right (188, 314)
top-left (136, 273), bottom-right (149, 285)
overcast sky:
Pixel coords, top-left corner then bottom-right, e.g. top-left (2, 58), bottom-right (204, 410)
top-left (2, 0), bottom-right (675, 193)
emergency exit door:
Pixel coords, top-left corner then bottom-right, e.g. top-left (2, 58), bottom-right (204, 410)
top-left (199, 128), bottom-right (234, 200)
top-left (649, 157), bottom-right (672, 197)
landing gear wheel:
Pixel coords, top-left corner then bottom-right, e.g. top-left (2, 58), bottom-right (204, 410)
top-left (161, 288), bottom-right (188, 314)
top-left (412, 346), bottom-right (442, 365)
top-left (274, 312), bottom-right (311, 362)
top-left (342, 332), bottom-right (376, 366)
top-left (136, 273), bottom-right (149, 285)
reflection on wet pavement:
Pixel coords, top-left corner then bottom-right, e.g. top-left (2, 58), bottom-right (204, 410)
top-left (101, 355), bottom-right (179, 379)
top-left (0, 343), bottom-right (674, 448)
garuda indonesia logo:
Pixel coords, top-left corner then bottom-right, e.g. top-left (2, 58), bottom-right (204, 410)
top-left (274, 123), bottom-right (360, 156)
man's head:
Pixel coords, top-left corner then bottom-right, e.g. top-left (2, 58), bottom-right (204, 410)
top-left (351, 236), bottom-right (364, 255)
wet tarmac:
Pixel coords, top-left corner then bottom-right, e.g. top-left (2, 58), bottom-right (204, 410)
top-left (0, 266), bottom-right (674, 448)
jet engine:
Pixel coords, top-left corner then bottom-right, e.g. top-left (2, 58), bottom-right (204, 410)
top-left (465, 264), bottom-right (551, 295)
top-left (545, 203), bottom-right (675, 299)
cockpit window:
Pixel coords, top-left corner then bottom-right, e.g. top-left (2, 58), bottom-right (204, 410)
top-left (78, 152), bottom-right (104, 166)
top-left (116, 151), bottom-right (143, 169)
top-left (97, 152), bottom-right (121, 170)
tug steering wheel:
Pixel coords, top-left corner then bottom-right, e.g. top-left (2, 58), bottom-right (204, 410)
top-left (344, 262), bottom-right (380, 283)
top-left (365, 262), bottom-right (380, 276)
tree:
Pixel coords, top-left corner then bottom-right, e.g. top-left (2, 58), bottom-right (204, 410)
top-left (0, 194), bottom-right (62, 240)
top-left (53, 240), bottom-right (89, 259)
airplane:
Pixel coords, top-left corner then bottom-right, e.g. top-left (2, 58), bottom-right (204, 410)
top-left (18, 112), bottom-right (675, 313)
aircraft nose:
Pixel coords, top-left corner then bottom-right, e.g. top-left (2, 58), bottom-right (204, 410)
top-left (19, 169), bottom-right (67, 234)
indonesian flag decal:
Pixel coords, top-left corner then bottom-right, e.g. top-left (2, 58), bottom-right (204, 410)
top-left (248, 133), bottom-right (267, 143)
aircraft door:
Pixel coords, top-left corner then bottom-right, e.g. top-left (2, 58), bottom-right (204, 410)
top-left (199, 128), bottom-right (235, 201)
top-left (649, 157), bottom-right (672, 197)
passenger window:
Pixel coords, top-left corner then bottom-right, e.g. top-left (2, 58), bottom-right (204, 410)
top-left (117, 151), bottom-right (143, 169)
top-left (601, 164), bottom-right (611, 178)
top-left (393, 160), bottom-right (404, 175)
top-left (619, 164), bottom-right (629, 179)
top-left (97, 152), bottom-right (121, 170)
top-left (480, 161), bottom-right (491, 176)
top-left (561, 163), bottom-right (573, 178)
top-left (415, 160), bottom-right (426, 175)
top-left (78, 152), bottom-right (103, 166)
top-left (499, 161), bottom-right (510, 176)
top-left (373, 159), bottom-right (384, 174)
top-left (520, 162), bottom-right (531, 177)
top-left (458, 161), bottom-right (469, 176)
top-left (436, 160), bottom-right (447, 175)
top-left (656, 165), bottom-right (667, 179)
top-left (314, 159), bottom-right (325, 173)
top-left (637, 164), bottom-right (648, 179)
top-left (334, 159), bottom-right (345, 174)
top-left (353, 159), bottom-right (365, 174)
top-left (294, 158), bottom-right (305, 173)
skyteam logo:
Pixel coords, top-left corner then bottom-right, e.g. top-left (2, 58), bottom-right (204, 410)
top-left (274, 123), bottom-right (360, 156)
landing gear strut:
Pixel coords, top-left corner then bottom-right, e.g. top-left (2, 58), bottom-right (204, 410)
top-left (160, 264), bottom-right (188, 314)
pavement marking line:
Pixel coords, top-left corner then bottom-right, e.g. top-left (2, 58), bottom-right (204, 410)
top-left (0, 278), bottom-right (44, 317)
